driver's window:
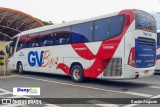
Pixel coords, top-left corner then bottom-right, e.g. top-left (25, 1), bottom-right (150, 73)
top-left (17, 35), bottom-right (28, 52)
top-left (9, 37), bottom-right (18, 56)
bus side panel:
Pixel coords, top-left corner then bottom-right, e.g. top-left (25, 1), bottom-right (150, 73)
top-left (10, 48), bottom-right (28, 71)
top-left (22, 48), bottom-right (46, 72)
top-left (101, 35), bottom-right (125, 79)
top-left (48, 57), bottom-right (66, 75)
top-left (156, 47), bottom-right (160, 70)
top-left (64, 57), bottom-right (91, 77)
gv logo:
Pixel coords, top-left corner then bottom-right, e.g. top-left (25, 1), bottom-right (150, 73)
top-left (28, 50), bottom-right (58, 67)
top-left (28, 51), bottom-right (44, 67)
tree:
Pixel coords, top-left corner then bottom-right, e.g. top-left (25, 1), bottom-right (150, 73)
top-left (42, 21), bottom-right (53, 25)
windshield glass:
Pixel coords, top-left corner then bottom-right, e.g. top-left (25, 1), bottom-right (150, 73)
top-left (135, 10), bottom-right (156, 33)
top-left (7, 37), bottom-right (18, 57)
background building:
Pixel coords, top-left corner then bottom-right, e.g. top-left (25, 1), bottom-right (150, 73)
top-left (0, 7), bottom-right (45, 53)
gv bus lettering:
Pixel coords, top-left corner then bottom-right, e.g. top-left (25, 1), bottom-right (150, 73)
top-left (28, 50), bottom-right (58, 67)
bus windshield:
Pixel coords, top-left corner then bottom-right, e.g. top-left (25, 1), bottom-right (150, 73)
top-left (135, 10), bottom-right (156, 33)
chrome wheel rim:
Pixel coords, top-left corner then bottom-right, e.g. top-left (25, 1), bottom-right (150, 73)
top-left (73, 69), bottom-right (80, 80)
top-left (19, 64), bottom-right (23, 73)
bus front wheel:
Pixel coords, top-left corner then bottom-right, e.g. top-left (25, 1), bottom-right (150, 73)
top-left (17, 62), bottom-right (24, 74)
top-left (71, 65), bottom-right (84, 83)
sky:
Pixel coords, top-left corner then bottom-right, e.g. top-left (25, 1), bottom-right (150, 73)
top-left (0, 0), bottom-right (160, 24)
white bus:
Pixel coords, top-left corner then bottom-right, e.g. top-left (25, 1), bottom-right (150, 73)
top-left (155, 30), bottom-right (160, 72)
top-left (6, 9), bottom-right (157, 82)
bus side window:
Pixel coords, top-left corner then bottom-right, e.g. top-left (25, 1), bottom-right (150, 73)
top-left (71, 32), bottom-right (89, 43)
top-left (27, 37), bottom-right (39, 48)
top-left (54, 32), bottom-right (71, 45)
top-left (27, 33), bottom-right (40, 48)
top-left (71, 22), bottom-right (93, 43)
top-left (94, 19), bottom-right (109, 41)
top-left (39, 33), bottom-right (54, 46)
top-left (17, 35), bottom-right (28, 51)
top-left (108, 15), bottom-right (125, 38)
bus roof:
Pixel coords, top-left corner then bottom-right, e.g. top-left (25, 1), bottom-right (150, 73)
top-left (13, 9), bottom-right (136, 38)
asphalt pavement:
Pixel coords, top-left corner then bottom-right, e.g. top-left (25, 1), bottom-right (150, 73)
top-left (0, 72), bottom-right (160, 107)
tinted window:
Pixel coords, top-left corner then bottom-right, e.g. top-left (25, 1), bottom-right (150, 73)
top-left (94, 15), bottom-right (125, 41)
top-left (157, 33), bottom-right (160, 45)
top-left (17, 35), bottom-right (28, 51)
top-left (55, 32), bottom-right (71, 45)
top-left (72, 22), bottom-right (93, 42)
top-left (39, 33), bottom-right (54, 46)
top-left (72, 33), bottom-right (89, 43)
top-left (9, 37), bottom-right (18, 56)
top-left (108, 15), bottom-right (125, 38)
top-left (135, 10), bottom-right (156, 33)
top-left (27, 33), bottom-right (40, 48)
top-left (94, 19), bottom-right (109, 41)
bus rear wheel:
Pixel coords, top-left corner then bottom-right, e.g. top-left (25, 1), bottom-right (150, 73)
top-left (71, 65), bottom-right (84, 83)
top-left (17, 62), bottom-right (24, 74)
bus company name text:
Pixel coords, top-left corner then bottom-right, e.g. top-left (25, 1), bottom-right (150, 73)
top-left (28, 50), bottom-right (58, 67)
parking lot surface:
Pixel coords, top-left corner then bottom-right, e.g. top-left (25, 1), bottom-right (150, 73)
top-left (0, 72), bottom-right (160, 107)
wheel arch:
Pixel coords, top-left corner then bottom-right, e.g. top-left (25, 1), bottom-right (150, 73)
top-left (70, 62), bottom-right (85, 83)
top-left (16, 61), bottom-right (22, 70)
top-left (70, 62), bottom-right (83, 74)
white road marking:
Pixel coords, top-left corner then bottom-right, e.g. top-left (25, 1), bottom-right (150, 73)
top-left (125, 92), bottom-right (151, 97)
top-left (6, 95), bottom-right (24, 98)
top-left (123, 104), bottom-right (138, 107)
top-left (96, 104), bottom-right (119, 107)
top-left (0, 93), bottom-right (10, 96)
top-left (17, 75), bottom-right (152, 97)
top-left (0, 75), bottom-right (17, 79)
top-left (152, 94), bottom-right (160, 98)
top-left (150, 86), bottom-right (160, 89)
top-left (44, 104), bottom-right (61, 107)
top-left (0, 104), bottom-right (24, 107)
top-left (87, 99), bottom-right (120, 107)
top-left (0, 88), bottom-right (12, 94)
top-left (123, 94), bottom-right (160, 107)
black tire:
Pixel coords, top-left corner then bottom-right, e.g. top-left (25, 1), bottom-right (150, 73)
top-left (17, 62), bottom-right (24, 74)
top-left (71, 65), bottom-right (84, 83)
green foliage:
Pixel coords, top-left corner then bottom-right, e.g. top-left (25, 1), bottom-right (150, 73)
top-left (42, 21), bottom-right (53, 25)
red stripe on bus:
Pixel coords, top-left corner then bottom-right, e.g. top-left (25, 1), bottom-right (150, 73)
top-left (57, 9), bottom-right (135, 78)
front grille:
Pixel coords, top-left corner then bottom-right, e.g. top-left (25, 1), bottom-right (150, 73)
top-left (137, 37), bottom-right (155, 46)
top-left (103, 58), bottom-right (122, 77)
